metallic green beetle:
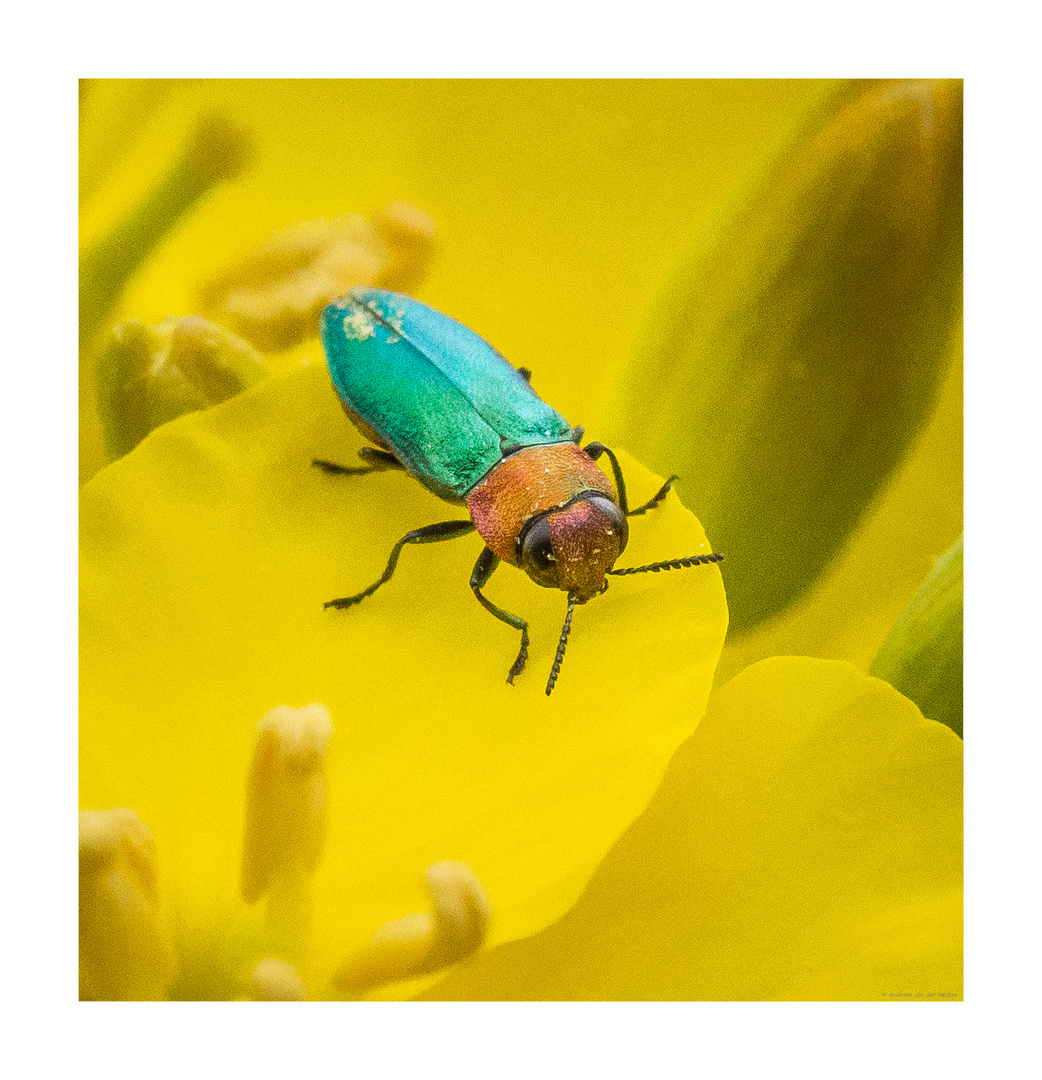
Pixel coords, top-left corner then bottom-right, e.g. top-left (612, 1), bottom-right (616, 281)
top-left (316, 287), bottom-right (722, 694)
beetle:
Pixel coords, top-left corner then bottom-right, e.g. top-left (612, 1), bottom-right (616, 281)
top-left (315, 287), bottom-right (723, 695)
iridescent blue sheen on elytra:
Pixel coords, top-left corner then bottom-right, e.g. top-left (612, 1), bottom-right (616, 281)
top-left (320, 288), bottom-right (579, 502)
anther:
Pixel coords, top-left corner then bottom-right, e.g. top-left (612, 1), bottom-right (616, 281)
top-left (96, 316), bottom-right (268, 461)
top-left (245, 957), bottom-right (307, 1001)
top-left (79, 808), bottom-right (176, 1000)
top-left (199, 203), bottom-right (435, 352)
top-left (332, 861), bottom-right (491, 996)
top-left (240, 704), bottom-right (333, 906)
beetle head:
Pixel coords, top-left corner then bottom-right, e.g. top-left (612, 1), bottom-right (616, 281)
top-left (517, 494), bottom-right (629, 601)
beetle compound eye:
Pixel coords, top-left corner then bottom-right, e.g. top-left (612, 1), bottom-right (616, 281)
top-left (582, 495), bottom-right (629, 557)
top-left (518, 515), bottom-right (560, 589)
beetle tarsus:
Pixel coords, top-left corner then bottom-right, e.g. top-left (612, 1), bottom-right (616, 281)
top-left (627, 474), bottom-right (679, 517)
top-left (582, 443), bottom-right (680, 518)
top-left (312, 450), bottom-right (403, 476)
top-left (506, 627), bottom-right (530, 684)
top-left (324, 589), bottom-right (374, 609)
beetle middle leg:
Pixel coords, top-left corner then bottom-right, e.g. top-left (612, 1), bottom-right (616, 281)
top-left (313, 447), bottom-right (406, 476)
top-left (325, 520), bottom-right (475, 610)
top-left (583, 441), bottom-right (679, 517)
top-left (470, 547), bottom-right (530, 684)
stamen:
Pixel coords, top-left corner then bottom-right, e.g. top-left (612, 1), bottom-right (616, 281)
top-left (424, 860), bottom-right (492, 964)
top-left (199, 203), bottom-right (435, 352)
top-left (245, 957), bottom-right (307, 1001)
top-left (240, 704), bottom-right (333, 907)
top-left (333, 861), bottom-right (490, 995)
top-left (96, 316), bottom-right (268, 461)
top-left (80, 113), bottom-right (252, 352)
top-left (79, 808), bottom-right (176, 1000)
top-left (373, 201), bottom-right (438, 294)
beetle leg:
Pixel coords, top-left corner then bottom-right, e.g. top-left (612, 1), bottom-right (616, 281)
top-left (325, 520), bottom-right (475, 609)
top-left (312, 447), bottom-right (404, 476)
top-left (625, 473), bottom-right (679, 516)
top-left (470, 547), bottom-right (530, 684)
top-left (583, 442), bottom-right (679, 517)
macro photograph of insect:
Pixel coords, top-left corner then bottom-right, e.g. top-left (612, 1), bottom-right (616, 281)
top-left (80, 79), bottom-right (962, 1012)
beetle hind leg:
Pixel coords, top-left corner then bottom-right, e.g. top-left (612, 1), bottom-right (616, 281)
top-left (313, 447), bottom-right (405, 476)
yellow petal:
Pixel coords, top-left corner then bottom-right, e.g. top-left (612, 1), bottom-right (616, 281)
top-left (80, 362), bottom-right (727, 997)
top-left (420, 657), bottom-right (962, 1000)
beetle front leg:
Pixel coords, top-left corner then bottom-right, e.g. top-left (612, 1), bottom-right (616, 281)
top-left (470, 547), bottom-right (530, 684)
top-left (325, 520), bottom-right (475, 610)
top-left (583, 441), bottom-right (678, 517)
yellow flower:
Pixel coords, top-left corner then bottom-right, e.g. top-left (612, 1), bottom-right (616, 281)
top-left (79, 79), bottom-right (832, 481)
top-left (80, 80), bottom-right (961, 999)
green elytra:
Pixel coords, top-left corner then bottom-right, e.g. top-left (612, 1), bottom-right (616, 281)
top-left (316, 287), bottom-right (723, 694)
top-left (319, 288), bottom-right (581, 502)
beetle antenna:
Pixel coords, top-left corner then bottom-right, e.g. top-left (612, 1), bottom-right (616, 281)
top-left (545, 592), bottom-right (578, 696)
top-left (608, 552), bottom-right (724, 576)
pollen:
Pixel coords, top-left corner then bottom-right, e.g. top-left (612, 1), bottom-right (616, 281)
top-left (342, 311), bottom-right (377, 340)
